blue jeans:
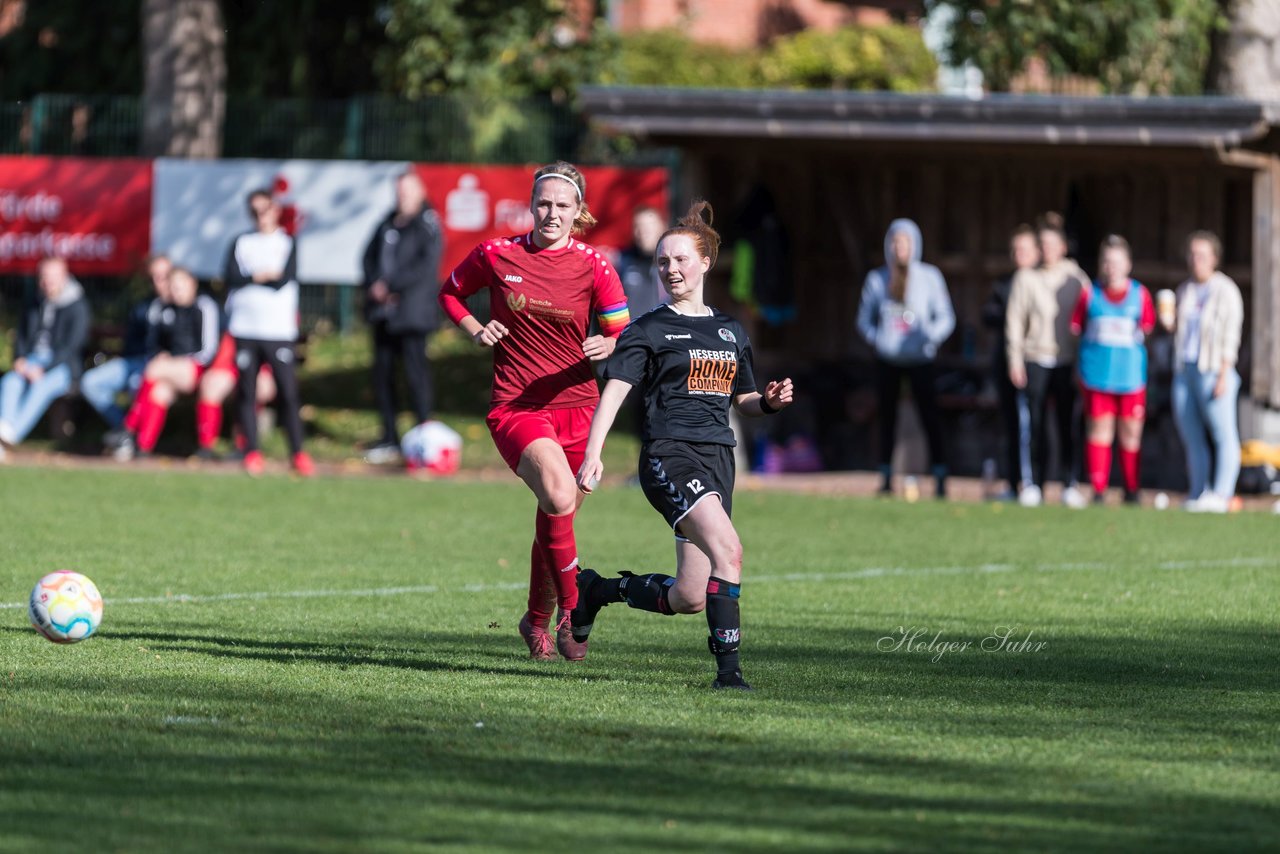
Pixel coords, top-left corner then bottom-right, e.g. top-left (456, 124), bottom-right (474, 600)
top-left (80, 355), bottom-right (148, 428)
top-left (0, 353), bottom-right (74, 443)
top-left (1172, 364), bottom-right (1241, 498)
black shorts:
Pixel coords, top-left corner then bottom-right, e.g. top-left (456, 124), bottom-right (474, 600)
top-left (638, 439), bottom-right (735, 538)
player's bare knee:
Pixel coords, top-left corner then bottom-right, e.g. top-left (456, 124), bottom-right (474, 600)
top-left (543, 484), bottom-right (578, 517)
top-left (670, 585), bottom-right (705, 614)
top-left (151, 384), bottom-right (176, 407)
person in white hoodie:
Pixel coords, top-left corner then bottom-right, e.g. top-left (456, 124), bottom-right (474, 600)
top-left (0, 256), bottom-right (90, 457)
top-left (857, 219), bottom-right (955, 498)
top-left (1167, 231), bottom-right (1244, 513)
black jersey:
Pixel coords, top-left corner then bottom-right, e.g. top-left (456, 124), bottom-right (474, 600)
top-left (605, 305), bottom-right (756, 446)
top-left (154, 295), bottom-right (220, 366)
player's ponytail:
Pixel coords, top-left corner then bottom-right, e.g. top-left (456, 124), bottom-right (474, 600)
top-left (532, 161), bottom-right (597, 235)
top-left (660, 199), bottom-right (721, 268)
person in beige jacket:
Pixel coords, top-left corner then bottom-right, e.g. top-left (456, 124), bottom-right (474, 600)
top-left (1005, 214), bottom-right (1089, 507)
top-left (1167, 231), bottom-right (1245, 513)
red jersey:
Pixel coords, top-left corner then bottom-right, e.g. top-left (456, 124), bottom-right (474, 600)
top-left (440, 234), bottom-right (630, 409)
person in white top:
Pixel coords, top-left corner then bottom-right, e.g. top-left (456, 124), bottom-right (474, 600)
top-left (222, 189), bottom-right (312, 477)
top-left (1166, 231), bottom-right (1244, 513)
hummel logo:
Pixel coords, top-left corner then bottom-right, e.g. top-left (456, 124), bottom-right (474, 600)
top-left (504, 274), bottom-right (523, 283)
top-left (665, 333), bottom-right (692, 340)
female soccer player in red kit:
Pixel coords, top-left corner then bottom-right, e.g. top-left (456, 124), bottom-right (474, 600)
top-left (438, 161), bottom-right (629, 661)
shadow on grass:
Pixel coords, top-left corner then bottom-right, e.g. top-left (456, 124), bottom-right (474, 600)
top-left (3, 619), bottom-right (1277, 851)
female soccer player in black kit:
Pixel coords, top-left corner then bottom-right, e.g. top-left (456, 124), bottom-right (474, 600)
top-left (574, 201), bottom-right (794, 690)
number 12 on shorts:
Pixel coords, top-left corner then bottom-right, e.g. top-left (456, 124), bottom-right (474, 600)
top-left (687, 479), bottom-right (705, 494)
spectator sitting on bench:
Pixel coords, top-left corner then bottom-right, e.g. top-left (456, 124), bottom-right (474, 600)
top-left (81, 253), bottom-right (172, 433)
top-left (106, 268), bottom-right (219, 460)
top-left (0, 256), bottom-right (91, 460)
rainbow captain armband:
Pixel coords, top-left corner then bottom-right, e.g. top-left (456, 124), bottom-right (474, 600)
top-left (598, 302), bottom-right (630, 336)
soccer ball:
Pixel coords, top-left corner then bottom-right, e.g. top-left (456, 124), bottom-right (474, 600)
top-left (401, 420), bottom-right (462, 475)
top-left (29, 570), bottom-right (103, 644)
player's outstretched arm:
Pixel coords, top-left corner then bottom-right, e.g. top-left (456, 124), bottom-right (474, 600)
top-left (577, 378), bottom-right (633, 493)
top-left (734, 378), bottom-right (794, 417)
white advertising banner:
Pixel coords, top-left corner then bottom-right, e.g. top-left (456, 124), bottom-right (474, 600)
top-left (152, 158), bottom-right (409, 284)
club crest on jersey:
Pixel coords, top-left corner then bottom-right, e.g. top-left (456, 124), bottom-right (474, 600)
top-left (718, 327), bottom-right (737, 343)
top-left (506, 293), bottom-right (527, 312)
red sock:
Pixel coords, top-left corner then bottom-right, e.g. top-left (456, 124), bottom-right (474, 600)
top-left (135, 394), bottom-right (169, 453)
top-left (536, 509), bottom-right (579, 612)
top-left (1120, 447), bottom-right (1140, 493)
top-left (123, 380), bottom-right (153, 433)
top-left (526, 540), bottom-right (555, 627)
top-left (196, 401), bottom-right (222, 449)
top-left (1087, 441), bottom-right (1112, 494)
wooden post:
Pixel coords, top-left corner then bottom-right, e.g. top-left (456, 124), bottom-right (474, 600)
top-left (1251, 160), bottom-right (1280, 406)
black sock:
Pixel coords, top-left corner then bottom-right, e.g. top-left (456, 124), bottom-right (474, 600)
top-left (705, 576), bottom-right (741, 675)
top-left (620, 571), bottom-right (675, 615)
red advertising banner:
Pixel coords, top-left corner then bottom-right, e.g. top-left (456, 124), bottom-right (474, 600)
top-left (412, 164), bottom-right (669, 277)
top-left (0, 156), bottom-right (153, 275)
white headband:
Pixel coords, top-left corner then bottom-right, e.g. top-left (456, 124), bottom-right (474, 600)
top-left (535, 172), bottom-right (583, 201)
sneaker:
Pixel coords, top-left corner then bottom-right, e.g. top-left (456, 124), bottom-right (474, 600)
top-left (103, 428), bottom-right (133, 451)
top-left (362, 441), bottom-right (401, 465)
top-left (1123, 489), bottom-right (1141, 506)
top-left (1018, 484), bottom-right (1043, 507)
top-left (0, 419), bottom-right (16, 446)
top-left (1187, 492), bottom-right (1229, 514)
top-left (711, 670), bottom-right (753, 691)
top-left (111, 434), bottom-right (137, 462)
top-left (554, 609), bottom-right (587, 661)
top-left (1062, 484), bottom-right (1088, 510)
top-left (1092, 491), bottom-right (1106, 506)
top-left (517, 611), bottom-right (556, 661)
top-left (291, 451), bottom-right (316, 478)
top-left (569, 568), bottom-right (605, 645)
top-left (243, 450), bottom-right (266, 476)
top-left (193, 447), bottom-right (221, 462)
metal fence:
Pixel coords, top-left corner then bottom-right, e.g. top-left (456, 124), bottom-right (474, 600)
top-left (0, 93), bottom-right (594, 163)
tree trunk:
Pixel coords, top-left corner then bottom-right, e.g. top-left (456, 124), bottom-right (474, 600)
top-left (141, 0), bottom-right (226, 158)
top-left (1216, 0), bottom-right (1280, 98)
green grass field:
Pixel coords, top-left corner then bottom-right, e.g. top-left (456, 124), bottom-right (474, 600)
top-left (1, 466), bottom-right (1277, 853)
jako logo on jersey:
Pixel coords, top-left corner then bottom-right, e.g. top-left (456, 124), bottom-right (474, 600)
top-left (665, 333), bottom-right (693, 340)
top-left (718, 328), bottom-right (737, 343)
top-left (715, 628), bottom-right (740, 644)
top-left (504, 274), bottom-right (523, 284)
top-left (506, 293), bottom-right (527, 312)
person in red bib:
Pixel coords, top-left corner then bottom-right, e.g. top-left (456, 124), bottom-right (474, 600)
top-left (438, 161), bottom-right (629, 661)
top-left (1071, 235), bottom-right (1155, 505)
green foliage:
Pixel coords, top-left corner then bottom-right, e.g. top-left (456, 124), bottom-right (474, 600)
top-left (376, 0), bottom-right (617, 156)
top-left (760, 23), bottom-right (937, 91)
top-left (620, 24), bottom-right (936, 92)
top-left (618, 29), bottom-right (764, 88)
top-left (932, 0), bottom-right (1226, 95)
top-left (0, 2), bottom-right (141, 99)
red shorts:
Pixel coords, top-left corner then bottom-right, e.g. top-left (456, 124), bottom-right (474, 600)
top-left (209, 333), bottom-right (237, 374)
top-left (1083, 387), bottom-right (1146, 420)
top-left (485, 402), bottom-right (595, 473)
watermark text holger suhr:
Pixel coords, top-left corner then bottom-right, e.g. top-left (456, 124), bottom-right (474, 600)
top-left (877, 626), bottom-right (1048, 663)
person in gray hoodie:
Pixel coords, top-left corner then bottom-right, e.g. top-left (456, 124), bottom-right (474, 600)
top-left (857, 219), bottom-right (955, 497)
top-left (0, 256), bottom-right (91, 455)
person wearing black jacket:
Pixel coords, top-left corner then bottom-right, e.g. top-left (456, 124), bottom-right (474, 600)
top-left (360, 171), bottom-right (444, 462)
top-left (0, 257), bottom-right (91, 455)
top-left (981, 225), bottom-right (1038, 498)
top-left (82, 254), bottom-right (171, 430)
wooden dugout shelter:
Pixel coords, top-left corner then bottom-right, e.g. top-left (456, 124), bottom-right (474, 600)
top-left (580, 87), bottom-right (1280, 432)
